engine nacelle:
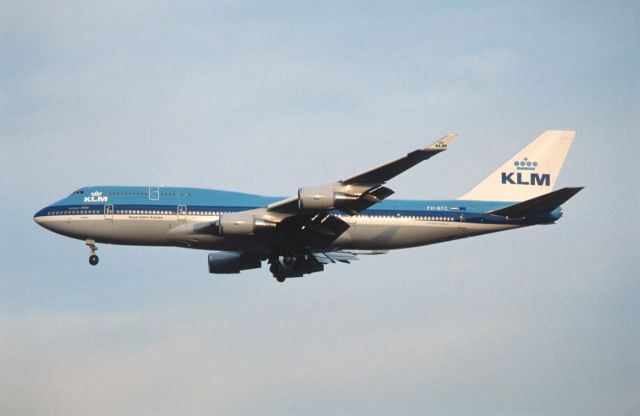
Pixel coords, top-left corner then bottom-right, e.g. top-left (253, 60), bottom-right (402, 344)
top-left (218, 212), bottom-right (275, 235)
top-left (208, 252), bottom-right (261, 274)
top-left (298, 186), bottom-right (358, 211)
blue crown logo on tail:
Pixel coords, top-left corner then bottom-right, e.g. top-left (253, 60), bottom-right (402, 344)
top-left (514, 157), bottom-right (538, 171)
top-left (502, 157), bottom-right (550, 186)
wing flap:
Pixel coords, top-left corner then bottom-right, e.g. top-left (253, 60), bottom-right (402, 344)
top-left (313, 250), bottom-right (388, 265)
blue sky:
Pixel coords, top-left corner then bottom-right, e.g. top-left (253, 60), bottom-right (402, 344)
top-left (1, 1), bottom-right (639, 415)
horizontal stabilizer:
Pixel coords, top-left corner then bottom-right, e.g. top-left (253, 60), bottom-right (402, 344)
top-left (490, 187), bottom-right (583, 218)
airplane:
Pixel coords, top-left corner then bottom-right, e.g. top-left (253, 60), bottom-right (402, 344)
top-left (34, 130), bottom-right (582, 282)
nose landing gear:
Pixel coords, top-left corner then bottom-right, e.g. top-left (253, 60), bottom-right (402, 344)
top-left (86, 239), bottom-right (99, 266)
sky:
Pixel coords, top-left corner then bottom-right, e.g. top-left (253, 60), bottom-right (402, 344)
top-left (1, 1), bottom-right (639, 415)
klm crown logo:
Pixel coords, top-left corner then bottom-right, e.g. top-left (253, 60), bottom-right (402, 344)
top-left (84, 190), bottom-right (109, 203)
top-left (501, 157), bottom-right (550, 186)
top-left (514, 157), bottom-right (538, 171)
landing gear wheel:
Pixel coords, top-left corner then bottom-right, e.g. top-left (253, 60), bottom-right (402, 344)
top-left (283, 255), bottom-right (294, 265)
top-left (270, 262), bottom-right (286, 283)
top-left (86, 239), bottom-right (99, 266)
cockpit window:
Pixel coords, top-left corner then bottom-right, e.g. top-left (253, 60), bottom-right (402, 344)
top-left (71, 189), bottom-right (84, 195)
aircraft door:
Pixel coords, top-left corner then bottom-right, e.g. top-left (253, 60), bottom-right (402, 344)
top-left (149, 186), bottom-right (160, 200)
top-left (177, 205), bottom-right (187, 221)
top-left (104, 204), bottom-right (114, 221)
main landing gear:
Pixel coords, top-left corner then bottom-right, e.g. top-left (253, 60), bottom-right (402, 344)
top-left (269, 261), bottom-right (286, 283)
top-left (86, 239), bottom-right (99, 266)
top-left (271, 253), bottom-right (295, 282)
top-left (268, 253), bottom-right (324, 283)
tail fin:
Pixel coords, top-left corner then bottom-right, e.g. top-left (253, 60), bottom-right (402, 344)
top-left (458, 130), bottom-right (575, 202)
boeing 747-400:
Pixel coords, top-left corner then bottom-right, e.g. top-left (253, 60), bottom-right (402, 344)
top-left (34, 130), bottom-right (582, 282)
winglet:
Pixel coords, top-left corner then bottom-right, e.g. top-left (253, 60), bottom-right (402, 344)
top-left (425, 133), bottom-right (457, 151)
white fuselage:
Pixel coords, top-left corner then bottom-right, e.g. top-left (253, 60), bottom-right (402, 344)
top-left (34, 209), bottom-right (516, 253)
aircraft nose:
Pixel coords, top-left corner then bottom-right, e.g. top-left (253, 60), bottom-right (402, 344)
top-left (33, 207), bottom-right (49, 227)
top-left (33, 204), bottom-right (71, 235)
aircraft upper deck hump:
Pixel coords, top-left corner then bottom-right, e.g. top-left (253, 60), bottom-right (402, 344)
top-left (458, 130), bottom-right (575, 202)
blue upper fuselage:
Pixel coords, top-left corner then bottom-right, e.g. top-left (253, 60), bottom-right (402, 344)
top-left (33, 186), bottom-right (562, 225)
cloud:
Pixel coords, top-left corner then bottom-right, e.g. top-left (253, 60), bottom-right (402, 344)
top-left (450, 49), bottom-right (519, 76)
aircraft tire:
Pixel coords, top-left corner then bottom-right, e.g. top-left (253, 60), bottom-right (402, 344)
top-left (89, 254), bottom-right (99, 266)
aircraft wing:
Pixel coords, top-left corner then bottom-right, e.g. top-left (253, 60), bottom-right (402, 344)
top-left (210, 136), bottom-right (455, 280)
top-left (212, 135), bottom-right (457, 263)
top-left (341, 133), bottom-right (457, 185)
top-left (267, 133), bottom-right (457, 215)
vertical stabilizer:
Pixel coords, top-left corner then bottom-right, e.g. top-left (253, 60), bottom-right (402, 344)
top-left (458, 130), bottom-right (575, 202)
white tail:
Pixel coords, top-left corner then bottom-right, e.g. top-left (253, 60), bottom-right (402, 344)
top-left (458, 130), bottom-right (575, 202)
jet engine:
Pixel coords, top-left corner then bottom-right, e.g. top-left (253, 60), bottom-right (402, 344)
top-left (217, 212), bottom-right (275, 235)
top-left (208, 252), bottom-right (261, 274)
top-left (297, 186), bottom-right (358, 211)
